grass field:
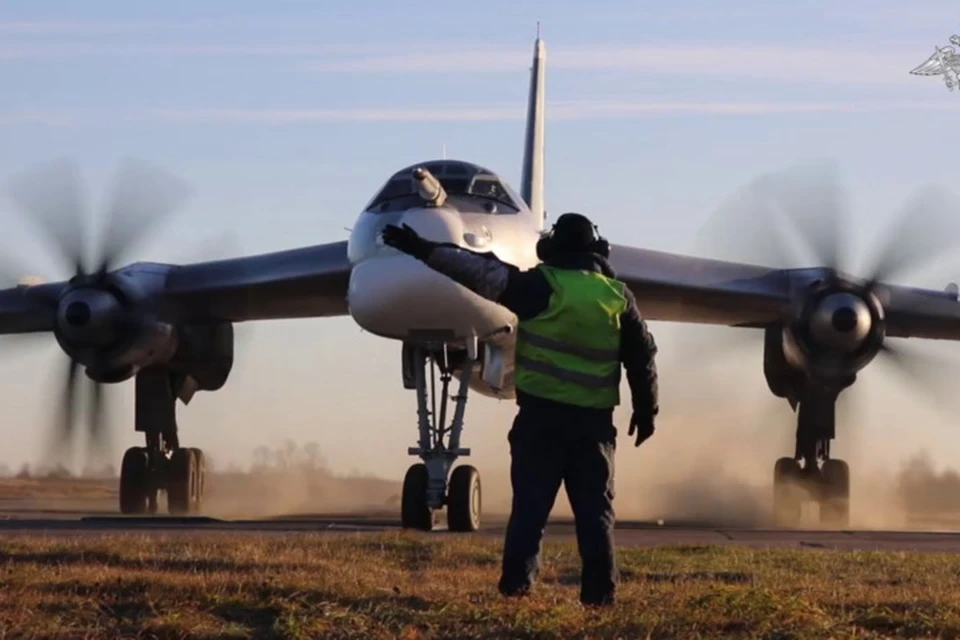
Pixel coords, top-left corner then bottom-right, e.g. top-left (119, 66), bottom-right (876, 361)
top-left (1, 532), bottom-right (959, 639)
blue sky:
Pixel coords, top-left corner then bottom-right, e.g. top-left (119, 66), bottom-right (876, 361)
top-left (0, 0), bottom-right (957, 496)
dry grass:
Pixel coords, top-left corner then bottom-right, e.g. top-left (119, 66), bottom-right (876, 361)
top-left (0, 477), bottom-right (115, 501)
top-left (0, 533), bottom-right (959, 639)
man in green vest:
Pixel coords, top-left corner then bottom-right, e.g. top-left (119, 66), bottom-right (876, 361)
top-left (382, 212), bottom-right (659, 607)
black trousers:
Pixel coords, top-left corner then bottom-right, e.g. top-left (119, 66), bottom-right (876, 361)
top-left (497, 399), bottom-right (618, 605)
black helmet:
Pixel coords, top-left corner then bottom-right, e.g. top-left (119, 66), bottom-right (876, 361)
top-left (536, 212), bottom-right (609, 261)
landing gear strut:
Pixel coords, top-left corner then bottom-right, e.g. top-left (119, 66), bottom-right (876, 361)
top-left (118, 368), bottom-right (206, 516)
top-left (401, 345), bottom-right (481, 532)
top-left (772, 386), bottom-right (850, 528)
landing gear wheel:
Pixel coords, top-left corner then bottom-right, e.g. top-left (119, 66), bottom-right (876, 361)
top-left (819, 459), bottom-right (850, 528)
top-left (189, 448), bottom-right (206, 510)
top-left (401, 463), bottom-right (434, 531)
top-left (168, 448), bottom-right (200, 515)
top-left (119, 447), bottom-right (149, 515)
top-left (447, 465), bottom-right (481, 532)
top-left (773, 457), bottom-right (803, 527)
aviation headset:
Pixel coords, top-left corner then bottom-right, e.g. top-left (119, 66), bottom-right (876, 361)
top-left (535, 213), bottom-right (610, 261)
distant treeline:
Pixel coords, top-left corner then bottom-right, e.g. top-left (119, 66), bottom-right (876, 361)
top-left (0, 440), bottom-right (350, 481)
top-left (896, 452), bottom-right (960, 515)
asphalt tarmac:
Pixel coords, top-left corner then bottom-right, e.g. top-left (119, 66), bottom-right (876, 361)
top-left (2, 504), bottom-right (960, 552)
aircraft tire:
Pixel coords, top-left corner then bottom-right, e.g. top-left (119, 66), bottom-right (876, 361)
top-left (447, 465), bottom-right (481, 532)
top-left (773, 457), bottom-right (803, 527)
top-left (188, 447), bottom-right (206, 511)
top-left (401, 463), bottom-right (434, 531)
top-left (168, 448), bottom-right (200, 515)
top-left (119, 447), bottom-right (150, 515)
top-left (819, 459), bottom-right (850, 528)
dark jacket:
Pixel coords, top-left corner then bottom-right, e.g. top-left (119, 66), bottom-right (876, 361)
top-left (420, 243), bottom-right (659, 419)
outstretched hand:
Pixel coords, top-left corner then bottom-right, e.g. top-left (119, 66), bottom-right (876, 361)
top-left (628, 412), bottom-right (655, 447)
top-left (381, 223), bottom-right (430, 259)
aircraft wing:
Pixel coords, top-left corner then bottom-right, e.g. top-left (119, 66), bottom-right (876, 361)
top-left (608, 244), bottom-right (792, 327)
top-left (609, 243), bottom-right (960, 342)
top-left (163, 240), bottom-right (352, 323)
top-left (878, 283), bottom-right (960, 341)
top-left (0, 282), bottom-right (65, 334)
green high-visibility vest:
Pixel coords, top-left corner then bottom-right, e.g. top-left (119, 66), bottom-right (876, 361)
top-left (514, 265), bottom-right (628, 409)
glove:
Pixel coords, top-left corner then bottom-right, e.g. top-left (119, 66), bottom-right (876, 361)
top-left (381, 223), bottom-right (432, 260)
top-left (628, 411), bottom-right (655, 447)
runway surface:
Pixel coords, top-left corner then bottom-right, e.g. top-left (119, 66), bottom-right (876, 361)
top-left (2, 505), bottom-right (960, 552)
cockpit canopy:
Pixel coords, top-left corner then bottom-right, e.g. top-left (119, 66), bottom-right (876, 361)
top-left (364, 160), bottom-right (524, 214)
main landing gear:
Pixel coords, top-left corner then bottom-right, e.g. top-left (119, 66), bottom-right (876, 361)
top-left (400, 345), bottom-right (482, 532)
top-left (118, 368), bottom-right (206, 516)
top-left (772, 387), bottom-right (850, 528)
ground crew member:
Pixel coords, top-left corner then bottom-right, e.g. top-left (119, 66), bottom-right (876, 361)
top-left (381, 212), bottom-right (659, 607)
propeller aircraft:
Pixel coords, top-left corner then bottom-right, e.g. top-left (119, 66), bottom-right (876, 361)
top-left (3, 36), bottom-right (960, 529)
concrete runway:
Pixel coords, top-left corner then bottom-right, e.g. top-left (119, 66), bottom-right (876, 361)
top-left (2, 506), bottom-right (960, 551)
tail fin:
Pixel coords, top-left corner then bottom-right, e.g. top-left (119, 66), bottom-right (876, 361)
top-left (520, 35), bottom-right (546, 229)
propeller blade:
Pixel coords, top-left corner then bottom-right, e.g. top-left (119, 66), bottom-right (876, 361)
top-left (876, 338), bottom-right (960, 411)
top-left (87, 378), bottom-right (109, 464)
top-left (693, 172), bottom-right (801, 269)
top-left (169, 229), bottom-right (241, 264)
top-left (45, 357), bottom-right (80, 468)
top-left (96, 157), bottom-right (192, 273)
top-left (760, 161), bottom-right (850, 273)
top-left (861, 185), bottom-right (960, 285)
top-left (5, 157), bottom-right (88, 275)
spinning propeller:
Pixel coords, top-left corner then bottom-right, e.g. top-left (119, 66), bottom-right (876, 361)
top-left (1, 158), bottom-right (229, 468)
top-left (689, 161), bottom-right (960, 407)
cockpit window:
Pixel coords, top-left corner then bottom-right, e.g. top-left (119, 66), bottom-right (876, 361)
top-left (365, 160), bottom-right (521, 213)
top-left (470, 177), bottom-right (510, 201)
top-left (379, 179), bottom-right (413, 200)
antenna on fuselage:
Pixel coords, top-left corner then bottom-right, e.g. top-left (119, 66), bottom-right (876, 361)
top-left (441, 144), bottom-right (447, 160)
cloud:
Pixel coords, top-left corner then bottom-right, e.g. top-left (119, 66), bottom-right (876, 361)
top-left (0, 111), bottom-right (77, 126)
top-left (305, 43), bottom-right (926, 87)
top-left (148, 99), bottom-right (955, 125)
top-left (0, 38), bottom-right (932, 90)
top-left (0, 20), bottom-right (208, 34)
top-left (0, 15), bottom-right (300, 34)
top-left (0, 43), bottom-right (389, 60)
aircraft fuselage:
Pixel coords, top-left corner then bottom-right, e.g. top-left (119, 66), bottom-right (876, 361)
top-left (345, 160), bottom-right (542, 398)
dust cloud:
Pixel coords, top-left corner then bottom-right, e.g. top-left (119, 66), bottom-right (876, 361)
top-left (589, 327), bottom-right (960, 531)
top-left (460, 325), bottom-right (960, 532)
top-left (188, 443), bottom-right (403, 519)
top-left (188, 326), bottom-right (960, 530)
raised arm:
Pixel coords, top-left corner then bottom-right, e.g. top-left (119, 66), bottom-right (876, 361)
top-left (381, 223), bottom-right (552, 320)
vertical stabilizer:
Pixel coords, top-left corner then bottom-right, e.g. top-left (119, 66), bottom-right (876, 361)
top-left (520, 34), bottom-right (546, 228)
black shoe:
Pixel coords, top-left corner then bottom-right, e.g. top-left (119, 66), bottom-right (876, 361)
top-left (498, 582), bottom-right (531, 598)
top-left (580, 593), bottom-right (615, 607)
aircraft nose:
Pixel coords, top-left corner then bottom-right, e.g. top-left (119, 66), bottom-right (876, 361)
top-left (386, 207), bottom-right (465, 248)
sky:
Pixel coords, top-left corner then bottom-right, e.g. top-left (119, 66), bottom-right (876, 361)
top-left (0, 0), bottom-right (958, 484)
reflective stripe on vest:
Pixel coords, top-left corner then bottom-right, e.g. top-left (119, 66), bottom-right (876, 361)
top-left (516, 326), bottom-right (620, 363)
top-left (514, 353), bottom-right (622, 389)
top-left (514, 265), bottom-right (628, 409)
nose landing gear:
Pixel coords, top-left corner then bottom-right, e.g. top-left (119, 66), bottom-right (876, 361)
top-left (400, 345), bottom-right (483, 532)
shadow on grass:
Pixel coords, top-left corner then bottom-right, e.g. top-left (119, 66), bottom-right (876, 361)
top-left (544, 565), bottom-right (754, 587)
top-left (823, 600), bottom-right (960, 637)
top-left (39, 579), bottom-right (439, 639)
top-left (3, 550), bottom-right (280, 575)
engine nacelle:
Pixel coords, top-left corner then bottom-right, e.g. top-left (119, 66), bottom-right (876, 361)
top-left (169, 321), bottom-right (235, 392)
top-left (52, 265), bottom-right (235, 392)
top-left (780, 279), bottom-right (886, 384)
